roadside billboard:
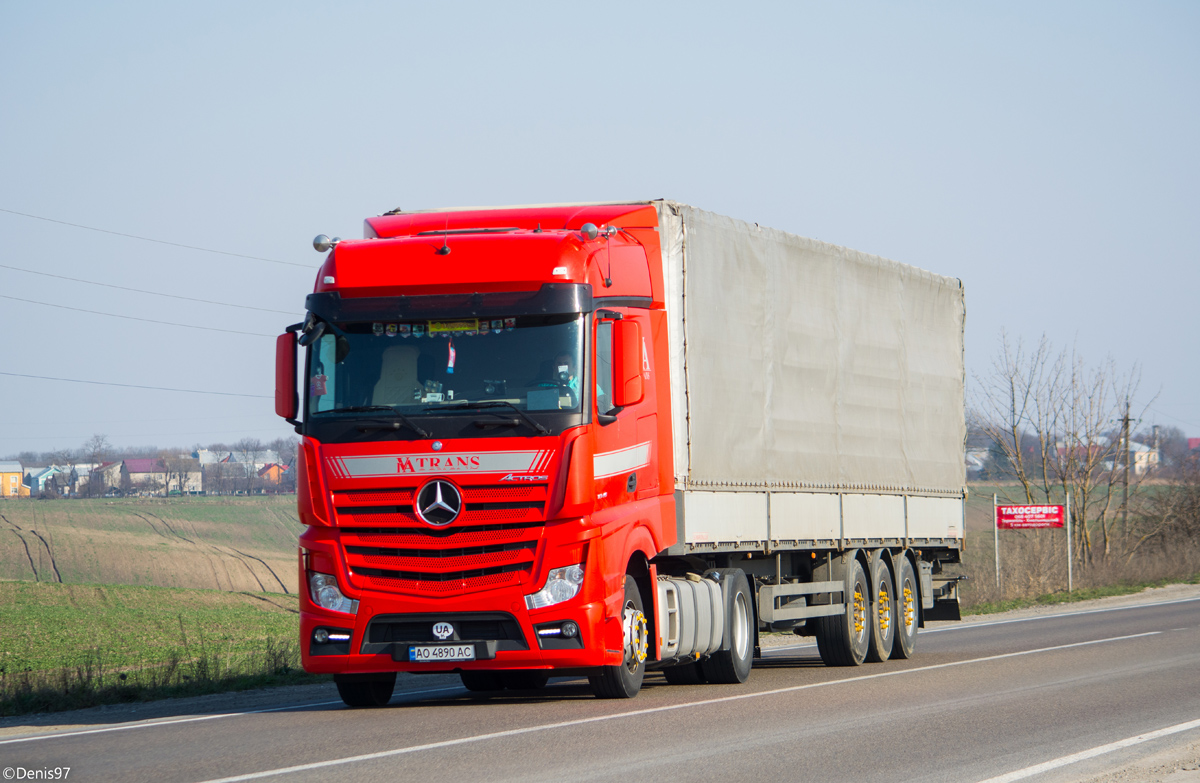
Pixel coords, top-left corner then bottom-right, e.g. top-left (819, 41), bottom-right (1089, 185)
top-left (996, 504), bottom-right (1065, 529)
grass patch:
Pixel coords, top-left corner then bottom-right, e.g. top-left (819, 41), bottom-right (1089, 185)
top-left (962, 571), bottom-right (1200, 616)
top-left (0, 581), bottom-right (326, 716)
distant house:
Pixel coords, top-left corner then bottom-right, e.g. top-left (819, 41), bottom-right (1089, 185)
top-left (123, 458), bottom-right (202, 495)
top-left (0, 461), bottom-right (28, 498)
top-left (124, 458), bottom-right (168, 494)
top-left (965, 449), bottom-right (990, 477)
top-left (93, 461), bottom-right (124, 493)
top-left (195, 449), bottom-right (281, 477)
top-left (26, 465), bottom-right (65, 496)
top-left (257, 463), bottom-right (290, 485)
top-left (1190, 438), bottom-right (1200, 452)
top-left (1101, 440), bottom-right (1160, 476)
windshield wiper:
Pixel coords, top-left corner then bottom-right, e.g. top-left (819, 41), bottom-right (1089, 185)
top-left (332, 406), bottom-right (431, 438)
top-left (427, 401), bottom-right (551, 436)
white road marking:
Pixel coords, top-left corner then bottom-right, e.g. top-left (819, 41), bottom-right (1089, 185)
top-left (0, 686), bottom-right (465, 745)
top-left (974, 717), bottom-right (1200, 783)
top-left (193, 631), bottom-right (1161, 783)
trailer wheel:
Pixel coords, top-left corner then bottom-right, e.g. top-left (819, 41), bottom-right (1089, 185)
top-left (334, 673), bottom-right (396, 707)
top-left (460, 671), bottom-right (505, 692)
top-left (890, 556), bottom-right (919, 659)
top-left (662, 662), bottom-right (706, 684)
top-left (866, 554), bottom-right (895, 662)
top-left (588, 575), bottom-right (648, 699)
top-left (814, 559), bottom-right (870, 666)
top-left (701, 570), bottom-right (754, 684)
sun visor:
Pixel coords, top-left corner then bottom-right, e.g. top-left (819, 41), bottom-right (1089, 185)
top-left (305, 284), bottom-right (594, 323)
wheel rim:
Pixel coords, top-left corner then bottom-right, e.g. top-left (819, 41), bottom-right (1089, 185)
top-left (622, 603), bottom-right (649, 672)
top-left (852, 586), bottom-right (867, 642)
top-left (732, 591), bottom-right (750, 659)
top-left (877, 579), bottom-right (891, 637)
top-left (902, 578), bottom-right (915, 634)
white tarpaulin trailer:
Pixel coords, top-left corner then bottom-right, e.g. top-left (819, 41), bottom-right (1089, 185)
top-left (654, 201), bottom-right (966, 552)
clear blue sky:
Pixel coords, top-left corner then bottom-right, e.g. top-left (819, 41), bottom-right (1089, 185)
top-left (2, 1), bottom-right (1197, 456)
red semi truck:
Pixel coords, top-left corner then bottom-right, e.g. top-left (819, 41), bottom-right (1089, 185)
top-left (275, 201), bottom-right (966, 706)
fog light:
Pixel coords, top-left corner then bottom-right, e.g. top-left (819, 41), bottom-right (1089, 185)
top-left (313, 628), bottom-right (329, 644)
top-left (561, 621), bottom-right (579, 639)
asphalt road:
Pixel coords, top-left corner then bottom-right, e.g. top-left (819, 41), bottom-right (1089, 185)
top-left (4, 592), bottom-right (1200, 783)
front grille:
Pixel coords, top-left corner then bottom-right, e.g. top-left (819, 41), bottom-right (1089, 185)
top-left (356, 563), bottom-right (528, 582)
top-left (335, 483), bottom-right (548, 597)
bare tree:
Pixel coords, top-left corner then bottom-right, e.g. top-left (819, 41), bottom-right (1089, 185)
top-left (204, 461), bottom-right (231, 495)
top-left (233, 437), bottom-right (264, 493)
top-left (269, 436), bottom-right (299, 493)
top-left (81, 434), bottom-right (113, 497)
top-left (973, 331), bottom-right (1150, 565)
top-left (161, 451), bottom-right (201, 495)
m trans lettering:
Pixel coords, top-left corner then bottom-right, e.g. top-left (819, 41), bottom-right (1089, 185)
top-left (398, 455), bottom-right (481, 473)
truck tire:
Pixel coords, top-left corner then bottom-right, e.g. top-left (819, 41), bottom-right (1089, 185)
top-left (460, 671), bottom-right (505, 692)
top-left (865, 553), bottom-right (895, 663)
top-left (334, 673), bottom-right (396, 707)
top-left (890, 555), bottom-right (919, 659)
top-left (814, 558), bottom-right (870, 666)
top-left (662, 662), bottom-right (706, 684)
top-left (588, 575), bottom-right (648, 699)
top-left (501, 671), bottom-right (550, 690)
top-left (700, 570), bottom-right (754, 684)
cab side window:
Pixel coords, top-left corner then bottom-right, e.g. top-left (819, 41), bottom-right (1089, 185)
top-left (596, 320), bottom-right (614, 415)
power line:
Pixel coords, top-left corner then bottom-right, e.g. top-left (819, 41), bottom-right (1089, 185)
top-left (0, 263), bottom-right (298, 315)
top-left (0, 428), bottom-right (290, 442)
top-left (0, 371), bottom-right (271, 399)
top-left (0, 207), bottom-right (311, 269)
top-left (1146, 405), bottom-right (1200, 431)
top-left (0, 294), bottom-right (273, 336)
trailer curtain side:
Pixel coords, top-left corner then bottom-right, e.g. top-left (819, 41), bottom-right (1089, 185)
top-left (656, 202), bottom-right (965, 549)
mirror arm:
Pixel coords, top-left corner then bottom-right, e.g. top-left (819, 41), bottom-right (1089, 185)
top-left (598, 407), bottom-right (624, 426)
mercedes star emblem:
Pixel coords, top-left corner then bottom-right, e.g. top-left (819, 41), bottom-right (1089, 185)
top-left (415, 479), bottom-right (463, 526)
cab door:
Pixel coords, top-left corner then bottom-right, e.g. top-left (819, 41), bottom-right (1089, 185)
top-left (591, 308), bottom-right (657, 511)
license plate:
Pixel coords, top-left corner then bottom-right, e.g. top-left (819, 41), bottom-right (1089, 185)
top-left (408, 644), bottom-right (476, 662)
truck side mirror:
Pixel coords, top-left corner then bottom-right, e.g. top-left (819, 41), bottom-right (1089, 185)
top-left (612, 320), bottom-right (644, 408)
top-left (276, 333), bottom-right (299, 421)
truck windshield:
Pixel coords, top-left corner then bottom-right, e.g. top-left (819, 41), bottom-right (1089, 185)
top-left (306, 313), bottom-right (584, 427)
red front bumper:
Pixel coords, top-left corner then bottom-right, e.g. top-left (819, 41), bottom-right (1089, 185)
top-left (300, 591), bottom-right (615, 674)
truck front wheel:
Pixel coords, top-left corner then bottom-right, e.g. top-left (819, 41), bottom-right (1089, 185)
top-left (334, 673), bottom-right (396, 708)
top-left (589, 575), bottom-right (648, 699)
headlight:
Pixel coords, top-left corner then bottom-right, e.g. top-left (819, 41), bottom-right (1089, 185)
top-left (308, 572), bottom-right (359, 614)
top-left (525, 564), bottom-right (584, 610)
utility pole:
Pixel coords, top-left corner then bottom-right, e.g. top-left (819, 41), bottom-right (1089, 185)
top-left (1121, 397), bottom-right (1132, 532)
